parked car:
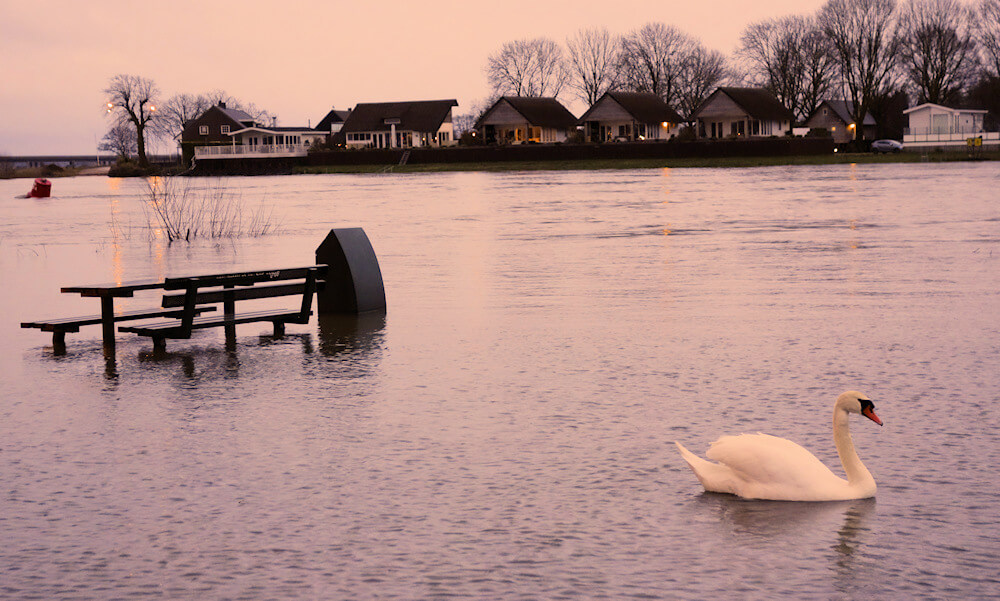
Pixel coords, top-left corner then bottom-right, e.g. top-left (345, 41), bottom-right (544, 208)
top-left (871, 139), bottom-right (903, 154)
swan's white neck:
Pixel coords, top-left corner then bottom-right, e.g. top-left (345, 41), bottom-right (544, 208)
top-left (833, 407), bottom-right (874, 488)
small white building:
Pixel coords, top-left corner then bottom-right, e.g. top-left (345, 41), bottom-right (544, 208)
top-left (903, 103), bottom-right (997, 148)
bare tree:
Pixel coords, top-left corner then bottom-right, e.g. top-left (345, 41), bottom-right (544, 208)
top-left (486, 38), bottom-right (570, 98)
top-left (157, 91), bottom-right (274, 143)
top-left (204, 89), bottom-right (273, 125)
top-left (899, 0), bottom-right (977, 104)
top-left (99, 122), bottom-right (137, 160)
top-left (819, 0), bottom-right (901, 139)
top-left (676, 45), bottom-right (731, 117)
top-left (739, 17), bottom-right (807, 117)
top-left (617, 23), bottom-right (695, 105)
top-left (799, 25), bottom-right (840, 118)
top-left (104, 74), bottom-right (160, 166)
top-left (156, 93), bottom-right (212, 141)
top-left (738, 16), bottom-right (836, 120)
top-left (976, 0), bottom-right (1000, 78)
top-left (566, 27), bottom-right (620, 105)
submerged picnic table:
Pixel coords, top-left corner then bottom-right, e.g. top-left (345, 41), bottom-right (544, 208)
top-left (24, 267), bottom-right (326, 353)
top-left (21, 227), bottom-right (387, 355)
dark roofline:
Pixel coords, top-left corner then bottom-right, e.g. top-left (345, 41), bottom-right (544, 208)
top-left (474, 96), bottom-right (577, 130)
top-left (692, 87), bottom-right (794, 122)
top-left (809, 100), bottom-right (876, 126)
top-left (577, 91), bottom-right (684, 124)
top-left (340, 99), bottom-right (458, 134)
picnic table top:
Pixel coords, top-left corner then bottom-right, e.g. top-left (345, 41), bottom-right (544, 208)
top-left (61, 278), bottom-right (166, 297)
top-left (60, 265), bottom-right (328, 296)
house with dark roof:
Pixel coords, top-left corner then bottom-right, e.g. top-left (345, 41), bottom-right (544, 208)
top-left (184, 102), bottom-right (327, 161)
top-left (475, 97), bottom-right (578, 144)
top-left (691, 87), bottom-right (793, 140)
top-left (804, 100), bottom-right (876, 144)
top-left (578, 91), bottom-right (684, 142)
top-left (317, 107), bottom-right (352, 133)
top-left (341, 100), bottom-right (458, 149)
top-left (181, 102), bottom-right (259, 146)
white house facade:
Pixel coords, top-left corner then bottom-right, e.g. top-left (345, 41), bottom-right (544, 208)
top-left (194, 126), bottom-right (326, 159)
top-left (691, 87), bottom-right (793, 140)
top-left (341, 100), bottom-right (459, 149)
top-left (475, 97), bottom-right (578, 145)
top-left (903, 103), bottom-right (997, 148)
top-left (578, 92), bottom-right (684, 142)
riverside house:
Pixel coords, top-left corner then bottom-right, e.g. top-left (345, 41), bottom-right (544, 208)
top-left (341, 100), bottom-right (459, 149)
top-left (184, 102), bottom-right (323, 161)
top-left (577, 91), bottom-right (684, 142)
top-left (475, 97), bottom-right (578, 144)
top-left (903, 103), bottom-right (997, 149)
top-left (803, 100), bottom-right (876, 144)
top-left (692, 87), bottom-right (793, 140)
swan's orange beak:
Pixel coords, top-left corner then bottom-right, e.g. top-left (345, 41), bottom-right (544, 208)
top-left (862, 406), bottom-right (883, 426)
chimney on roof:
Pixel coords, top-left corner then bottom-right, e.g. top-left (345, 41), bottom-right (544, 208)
top-left (219, 101), bottom-right (226, 109)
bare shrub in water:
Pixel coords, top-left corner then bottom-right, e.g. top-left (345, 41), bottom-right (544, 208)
top-left (142, 177), bottom-right (277, 242)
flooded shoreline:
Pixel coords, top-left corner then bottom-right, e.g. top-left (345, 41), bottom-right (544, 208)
top-left (2, 164), bottom-right (999, 599)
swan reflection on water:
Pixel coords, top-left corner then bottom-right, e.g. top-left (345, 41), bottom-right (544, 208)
top-left (694, 494), bottom-right (876, 541)
top-left (691, 494), bottom-right (877, 594)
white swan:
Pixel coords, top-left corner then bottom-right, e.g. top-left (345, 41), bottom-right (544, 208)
top-left (675, 391), bottom-right (883, 501)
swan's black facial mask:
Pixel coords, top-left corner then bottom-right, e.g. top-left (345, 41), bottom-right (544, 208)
top-left (859, 399), bottom-right (883, 426)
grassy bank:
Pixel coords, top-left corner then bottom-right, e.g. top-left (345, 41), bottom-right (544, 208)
top-left (1, 162), bottom-right (183, 180)
top-left (296, 150), bottom-right (1000, 175)
top-left (0, 165), bottom-right (98, 179)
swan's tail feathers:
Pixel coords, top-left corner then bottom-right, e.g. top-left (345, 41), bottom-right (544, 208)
top-left (675, 441), bottom-right (736, 495)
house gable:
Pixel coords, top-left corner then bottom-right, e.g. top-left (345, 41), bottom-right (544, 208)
top-left (316, 109), bottom-right (352, 132)
top-left (579, 97), bottom-right (632, 122)
top-left (579, 92), bottom-right (684, 125)
top-left (181, 105), bottom-right (250, 144)
top-left (476, 97), bottom-right (577, 130)
top-left (694, 91), bottom-right (745, 120)
top-left (477, 99), bottom-right (529, 126)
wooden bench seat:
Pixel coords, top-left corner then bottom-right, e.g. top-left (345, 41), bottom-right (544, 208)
top-left (118, 265), bottom-right (325, 351)
top-left (21, 306), bottom-right (216, 351)
top-left (119, 308), bottom-right (312, 350)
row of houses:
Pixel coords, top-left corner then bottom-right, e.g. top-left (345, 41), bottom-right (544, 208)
top-left (183, 88), bottom-right (996, 161)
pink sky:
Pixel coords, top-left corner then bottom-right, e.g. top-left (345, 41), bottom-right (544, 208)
top-left (1, 0), bottom-right (829, 156)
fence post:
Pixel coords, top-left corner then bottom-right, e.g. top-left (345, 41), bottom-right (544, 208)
top-left (315, 228), bottom-right (386, 314)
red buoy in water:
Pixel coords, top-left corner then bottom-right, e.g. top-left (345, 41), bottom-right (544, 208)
top-left (28, 178), bottom-right (51, 198)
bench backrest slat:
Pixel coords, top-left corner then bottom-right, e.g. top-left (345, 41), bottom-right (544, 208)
top-left (161, 282), bottom-right (313, 307)
top-left (163, 265), bottom-right (326, 290)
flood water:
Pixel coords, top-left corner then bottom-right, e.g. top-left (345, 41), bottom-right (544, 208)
top-left (2, 164), bottom-right (999, 599)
